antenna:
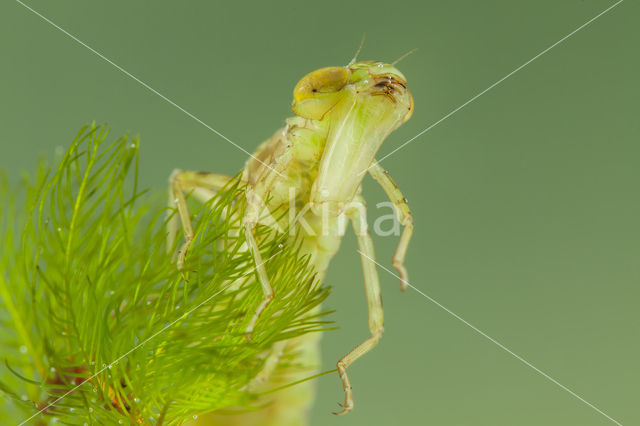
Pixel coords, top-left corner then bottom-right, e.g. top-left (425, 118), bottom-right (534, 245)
top-left (392, 48), bottom-right (418, 66)
top-left (348, 34), bottom-right (366, 66)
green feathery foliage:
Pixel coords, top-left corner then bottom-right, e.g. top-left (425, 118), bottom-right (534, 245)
top-left (0, 124), bottom-right (331, 425)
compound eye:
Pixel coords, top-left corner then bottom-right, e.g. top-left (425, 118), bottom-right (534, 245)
top-left (293, 67), bottom-right (348, 101)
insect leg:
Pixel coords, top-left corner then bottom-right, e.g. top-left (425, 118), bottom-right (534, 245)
top-left (246, 340), bottom-right (288, 390)
top-left (242, 149), bottom-right (294, 337)
top-left (334, 195), bottom-right (384, 415)
top-left (168, 170), bottom-right (233, 271)
top-left (242, 209), bottom-right (275, 338)
top-left (368, 160), bottom-right (414, 290)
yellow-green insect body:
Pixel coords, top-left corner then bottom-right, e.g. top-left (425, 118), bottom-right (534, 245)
top-left (172, 60), bottom-right (414, 425)
top-left (244, 61), bottom-right (412, 271)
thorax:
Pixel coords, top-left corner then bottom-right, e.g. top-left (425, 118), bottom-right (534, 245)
top-left (244, 116), bottom-right (329, 213)
top-left (243, 117), bottom-right (347, 274)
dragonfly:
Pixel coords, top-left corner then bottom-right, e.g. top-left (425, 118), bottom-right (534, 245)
top-left (169, 53), bottom-right (414, 424)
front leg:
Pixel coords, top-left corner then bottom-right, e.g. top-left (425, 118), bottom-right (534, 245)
top-left (368, 160), bottom-right (414, 290)
top-left (168, 170), bottom-right (233, 271)
top-left (334, 195), bottom-right (384, 415)
top-left (169, 167), bottom-right (280, 337)
top-left (242, 148), bottom-right (294, 337)
top-left (242, 193), bottom-right (275, 337)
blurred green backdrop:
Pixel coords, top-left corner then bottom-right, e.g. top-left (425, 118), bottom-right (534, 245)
top-left (1, 1), bottom-right (638, 425)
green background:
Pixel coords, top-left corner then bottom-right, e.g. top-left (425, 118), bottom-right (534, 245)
top-left (1, 1), bottom-right (638, 425)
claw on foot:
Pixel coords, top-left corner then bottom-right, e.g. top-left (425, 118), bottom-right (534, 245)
top-left (333, 402), bottom-right (353, 416)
